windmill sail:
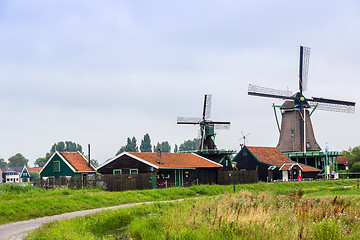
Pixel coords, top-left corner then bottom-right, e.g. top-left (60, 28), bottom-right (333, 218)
top-left (203, 94), bottom-right (212, 120)
top-left (308, 99), bottom-right (355, 114)
top-left (300, 46), bottom-right (311, 92)
top-left (248, 84), bottom-right (293, 100)
top-left (177, 117), bottom-right (202, 124)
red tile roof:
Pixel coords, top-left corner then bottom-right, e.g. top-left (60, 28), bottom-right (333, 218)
top-left (60, 152), bottom-right (96, 172)
top-left (27, 167), bottom-right (42, 173)
top-left (337, 155), bottom-right (348, 165)
top-left (128, 152), bottom-right (222, 169)
top-left (246, 146), bottom-right (320, 172)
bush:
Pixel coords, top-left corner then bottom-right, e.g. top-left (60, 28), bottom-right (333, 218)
top-left (350, 161), bottom-right (360, 173)
top-left (311, 218), bottom-right (343, 240)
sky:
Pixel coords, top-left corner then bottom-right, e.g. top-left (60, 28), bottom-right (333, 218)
top-left (0, 0), bottom-right (359, 166)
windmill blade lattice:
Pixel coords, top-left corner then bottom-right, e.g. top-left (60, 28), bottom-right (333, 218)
top-left (214, 123), bottom-right (231, 130)
top-left (248, 84), bottom-right (293, 100)
top-left (308, 101), bottom-right (355, 114)
top-left (203, 94), bottom-right (212, 120)
top-left (177, 117), bottom-right (202, 124)
top-left (300, 46), bottom-right (311, 92)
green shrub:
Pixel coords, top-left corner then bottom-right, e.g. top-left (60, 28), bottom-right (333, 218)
top-left (311, 218), bottom-right (343, 240)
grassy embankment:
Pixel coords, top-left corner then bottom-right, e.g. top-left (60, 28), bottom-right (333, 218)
top-left (22, 179), bottom-right (360, 239)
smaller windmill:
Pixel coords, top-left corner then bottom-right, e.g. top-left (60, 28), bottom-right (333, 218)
top-left (177, 94), bottom-right (231, 151)
top-left (240, 131), bottom-right (250, 148)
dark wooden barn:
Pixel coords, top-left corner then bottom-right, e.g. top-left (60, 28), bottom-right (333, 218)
top-left (232, 146), bottom-right (321, 181)
top-left (97, 151), bottom-right (222, 187)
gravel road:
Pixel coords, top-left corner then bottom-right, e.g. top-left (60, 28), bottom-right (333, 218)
top-left (0, 200), bottom-right (182, 240)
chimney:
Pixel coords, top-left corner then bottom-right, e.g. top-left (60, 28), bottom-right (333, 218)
top-left (156, 149), bottom-right (162, 164)
top-left (88, 144), bottom-right (91, 167)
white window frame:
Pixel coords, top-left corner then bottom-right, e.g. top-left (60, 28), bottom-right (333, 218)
top-left (113, 169), bottom-right (122, 175)
top-left (53, 161), bottom-right (60, 173)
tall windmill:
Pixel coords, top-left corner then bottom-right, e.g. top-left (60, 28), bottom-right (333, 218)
top-left (248, 46), bottom-right (355, 153)
top-left (177, 94), bottom-right (231, 151)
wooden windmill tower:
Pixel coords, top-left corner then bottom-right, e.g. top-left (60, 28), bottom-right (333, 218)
top-left (248, 46), bottom-right (355, 154)
top-left (177, 94), bottom-right (231, 151)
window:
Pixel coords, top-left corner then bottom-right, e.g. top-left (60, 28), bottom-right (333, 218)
top-left (165, 174), bottom-right (170, 179)
top-left (53, 161), bottom-right (60, 172)
top-left (130, 169), bottom-right (138, 174)
top-left (113, 169), bottom-right (122, 175)
top-left (291, 130), bottom-right (294, 137)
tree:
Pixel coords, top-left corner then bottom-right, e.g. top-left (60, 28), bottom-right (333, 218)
top-left (140, 133), bottom-right (152, 152)
top-left (8, 153), bottom-right (29, 167)
top-left (49, 141), bottom-right (83, 154)
top-left (0, 158), bottom-right (7, 168)
top-left (116, 146), bottom-right (126, 155)
top-left (351, 162), bottom-right (360, 173)
top-left (34, 157), bottom-right (47, 167)
top-left (116, 136), bottom-right (139, 155)
top-left (154, 141), bottom-right (171, 153)
top-left (179, 138), bottom-right (201, 152)
top-left (29, 171), bottom-right (40, 182)
top-left (343, 146), bottom-right (360, 169)
top-left (174, 144), bottom-right (178, 153)
top-left (125, 137), bottom-right (138, 152)
top-left (38, 141), bottom-right (84, 163)
top-left (90, 159), bottom-right (99, 167)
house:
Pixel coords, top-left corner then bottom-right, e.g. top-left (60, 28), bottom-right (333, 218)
top-left (1, 166), bottom-right (31, 183)
top-left (40, 151), bottom-right (96, 186)
top-left (336, 155), bottom-right (348, 170)
top-left (27, 167), bottom-right (42, 181)
top-left (97, 150), bottom-right (223, 187)
top-left (27, 167), bottom-right (42, 173)
top-left (232, 146), bottom-right (321, 181)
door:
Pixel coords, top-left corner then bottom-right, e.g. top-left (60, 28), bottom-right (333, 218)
top-left (152, 174), bottom-right (157, 189)
top-left (175, 170), bottom-right (183, 186)
top-left (82, 174), bottom-right (88, 188)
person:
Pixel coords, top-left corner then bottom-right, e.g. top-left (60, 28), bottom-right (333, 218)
top-left (297, 175), bottom-right (302, 181)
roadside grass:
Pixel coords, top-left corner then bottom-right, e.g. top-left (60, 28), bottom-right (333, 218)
top-left (1, 179), bottom-right (358, 225)
top-left (26, 187), bottom-right (360, 240)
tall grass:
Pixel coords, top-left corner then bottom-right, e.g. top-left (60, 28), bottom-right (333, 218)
top-left (26, 188), bottom-right (360, 240)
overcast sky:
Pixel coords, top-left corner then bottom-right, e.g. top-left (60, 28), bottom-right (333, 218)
top-left (1, 0), bottom-right (359, 166)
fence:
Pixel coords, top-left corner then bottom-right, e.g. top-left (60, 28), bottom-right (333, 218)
top-left (34, 170), bottom-right (258, 191)
top-left (102, 173), bottom-right (153, 191)
top-left (218, 170), bottom-right (258, 185)
top-left (34, 175), bottom-right (102, 189)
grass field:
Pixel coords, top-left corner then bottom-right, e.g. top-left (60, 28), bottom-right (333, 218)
top-left (0, 179), bottom-right (358, 225)
top-left (17, 179), bottom-right (360, 239)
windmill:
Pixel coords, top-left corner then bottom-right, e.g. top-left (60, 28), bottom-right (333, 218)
top-left (248, 46), bottom-right (355, 153)
top-left (240, 131), bottom-right (250, 147)
top-left (177, 94), bottom-right (231, 151)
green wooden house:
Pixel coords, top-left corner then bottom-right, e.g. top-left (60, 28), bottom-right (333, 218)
top-left (40, 151), bottom-right (96, 186)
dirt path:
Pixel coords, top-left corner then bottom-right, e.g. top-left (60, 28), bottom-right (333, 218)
top-left (0, 200), bottom-right (183, 240)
